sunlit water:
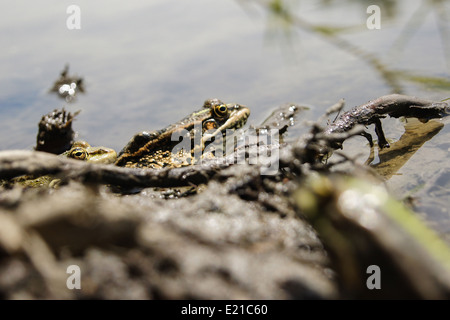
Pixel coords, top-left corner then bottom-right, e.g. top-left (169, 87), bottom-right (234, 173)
top-left (0, 1), bottom-right (449, 235)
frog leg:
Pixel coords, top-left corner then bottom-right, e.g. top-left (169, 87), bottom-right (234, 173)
top-left (118, 131), bottom-right (158, 156)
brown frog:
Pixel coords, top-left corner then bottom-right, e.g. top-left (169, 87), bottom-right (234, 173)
top-left (115, 99), bottom-right (250, 169)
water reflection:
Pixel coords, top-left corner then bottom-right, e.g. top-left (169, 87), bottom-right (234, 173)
top-left (241, 0), bottom-right (450, 93)
top-left (49, 65), bottom-right (85, 102)
top-left (389, 0), bottom-right (450, 69)
top-left (244, 1), bottom-right (450, 233)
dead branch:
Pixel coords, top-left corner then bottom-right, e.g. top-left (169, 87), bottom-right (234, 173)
top-left (0, 150), bottom-right (231, 188)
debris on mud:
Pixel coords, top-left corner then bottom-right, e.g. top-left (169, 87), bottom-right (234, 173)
top-left (1, 94), bottom-right (449, 299)
top-left (35, 108), bottom-right (80, 155)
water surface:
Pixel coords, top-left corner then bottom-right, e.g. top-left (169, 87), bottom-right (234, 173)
top-left (0, 0), bottom-right (449, 234)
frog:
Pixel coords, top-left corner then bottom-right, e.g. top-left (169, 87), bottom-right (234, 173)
top-left (62, 140), bottom-right (117, 164)
top-left (115, 99), bottom-right (250, 169)
top-left (11, 141), bottom-right (117, 188)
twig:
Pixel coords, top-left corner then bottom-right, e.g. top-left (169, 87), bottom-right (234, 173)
top-left (324, 94), bottom-right (449, 148)
top-left (0, 150), bottom-right (230, 188)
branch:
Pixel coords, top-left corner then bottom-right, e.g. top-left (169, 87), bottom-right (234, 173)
top-left (0, 150), bottom-right (231, 188)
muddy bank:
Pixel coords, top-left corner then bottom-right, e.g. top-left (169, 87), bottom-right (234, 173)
top-left (0, 167), bottom-right (335, 299)
top-left (0, 94), bottom-right (449, 299)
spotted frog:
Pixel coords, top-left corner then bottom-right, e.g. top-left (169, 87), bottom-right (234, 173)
top-left (63, 141), bottom-right (117, 164)
top-left (115, 99), bottom-right (250, 169)
top-left (11, 141), bottom-right (116, 188)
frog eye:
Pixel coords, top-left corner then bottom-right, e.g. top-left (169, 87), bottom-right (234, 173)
top-left (213, 104), bottom-right (229, 119)
top-left (69, 147), bottom-right (88, 160)
top-left (203, 119), bottom-right (218, 131)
